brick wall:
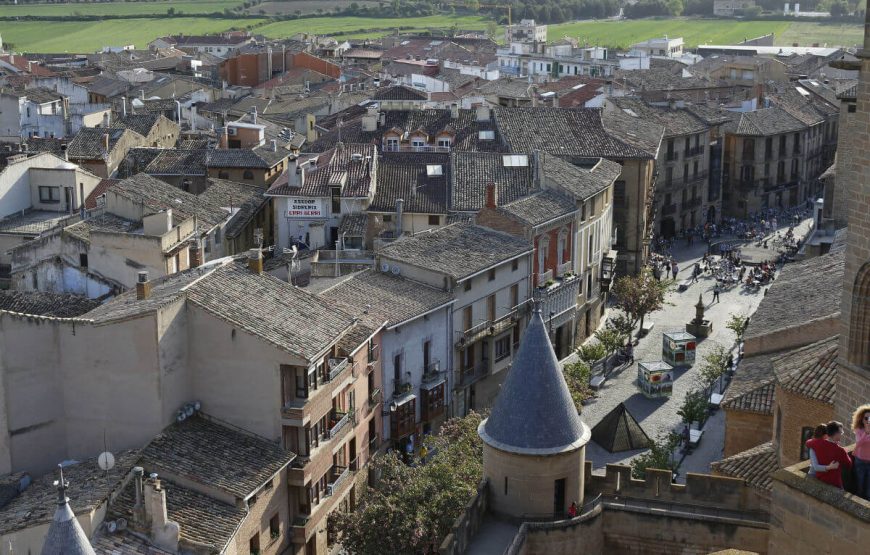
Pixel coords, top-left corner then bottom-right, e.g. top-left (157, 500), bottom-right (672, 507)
top-left (724, 409), bottom-right (772, 457)
top-left (774, 385), bottom-right (833, 468)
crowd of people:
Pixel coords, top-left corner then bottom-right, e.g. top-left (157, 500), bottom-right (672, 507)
top-left (804, 404), bottom-right (870, 501)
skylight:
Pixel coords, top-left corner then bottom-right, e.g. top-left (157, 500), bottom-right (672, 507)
top-left (426, 164), bottom-right (443, 177)
top-left (502, 154), bottom-right (529, 167)
top-left (479, 130), bottom-right (495, 140)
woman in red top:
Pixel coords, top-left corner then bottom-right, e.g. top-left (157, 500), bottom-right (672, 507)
top-left (805, 421), bottom-right (853, 489)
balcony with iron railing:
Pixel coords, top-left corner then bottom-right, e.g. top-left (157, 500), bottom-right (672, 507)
top-left (421, 360), bottom-right (444, 385)
top-left (686, 145), bottom-right (704, 157)
top-left (287, 409), bottom-right (355, 487)
top-left (327, 409), bottom-right (354, 440)
top-left (392, 378), bottom-right (413, 399)
top-left (556, 261), bottom-right (573, 277)
top-left (536, 268), bottom-right (554, 287)
top-left (537, 274), bottom-right (581, 319)
top-left (291, 461), bottom-right (357, 544)
top-left (454, 359), bottom-right (489, 389)
top-left (367, 388), bottom-right (381, 410)
top-left (282, 358), bottom-right (353, 422)
top-left (382, 143), bottom-right (451, 153)
top-left (456, 300), bottom-right (530, 348)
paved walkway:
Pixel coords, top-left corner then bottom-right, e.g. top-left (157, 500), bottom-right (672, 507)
top-left (576, 218), bottom-right (815, 481)
top-left (466, 516), bottom-right (520, 555)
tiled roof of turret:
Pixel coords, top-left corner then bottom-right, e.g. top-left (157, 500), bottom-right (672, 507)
top-left (479, 307), bottom-right (590, 455)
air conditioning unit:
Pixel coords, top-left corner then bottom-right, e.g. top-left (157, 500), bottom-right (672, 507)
top-left (380, 262), bottom-right (390, 272)
top-left (390, 265), bottom-right (401, 275)
top-left (226, 127), bottom-right (237, 136)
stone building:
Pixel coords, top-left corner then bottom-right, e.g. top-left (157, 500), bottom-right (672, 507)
top-left (479, 305), bottom-right (591, 518)
top-left (606, 98), bottom-right (727, 235)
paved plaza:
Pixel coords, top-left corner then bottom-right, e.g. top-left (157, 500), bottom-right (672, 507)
top-left (576, 218), bottom-right (815, 481)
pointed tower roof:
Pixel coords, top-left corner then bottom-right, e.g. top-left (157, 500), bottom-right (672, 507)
top-left (40, 466), bottom-right (96, 555)
top-left (590, 402), bottom-right (651, 453)
top-left (479, 305), bottom-right (590, 455)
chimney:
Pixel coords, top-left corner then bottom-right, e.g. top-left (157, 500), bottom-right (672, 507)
top-left (450, 103), bottom-right (459, 119)
top-left (485, 182), bottom-right (498, 209)
top-left (102, 112), bottom-right (110, 127)
top-left (140, 89), bottom-right (145, 100)
top-left (61, 143), bottom-right (68, 161)
top-left (270, 139), bottom-right (277, 152)
top-left (251, 106), bottom-right (257, 124)
top-left (248, 248), bottom-right (263, 274)
top-left (144, 474), bottom-right (180, 553)
top-left (287, 155), bottom-right (304, 188)
top-left (121, 96), bottom-right (127, 117)
top-left (475, 105), bottom-right (490, 122)
top-left (102, 133), bottom-right (110, 152)
top-left (395, 198), bottom-right (404, 237)
top-left (190, 105), bottom-right (197, 132)
top-left (219, 126), bottom-right (228, 149)
top-left (132, 467), bottom-right (146, 526)
top-left (136, 271), bottom-right (151, 300)
top-left (189, 243), bottom-right (203, 267)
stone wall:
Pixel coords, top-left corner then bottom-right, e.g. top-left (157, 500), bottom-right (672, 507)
top-left (743, 315), bottom-right (838, 357)
top-left (768, 455), bottom-right (870, 555)
top-left (724, 409), bottom-right (773, 457)
top-left (509, 502), bottom-right (604, 555)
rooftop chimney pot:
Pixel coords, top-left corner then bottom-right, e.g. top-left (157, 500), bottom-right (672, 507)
top-left (136, 271), bottom-right (151, 300)
top-left (248, 248), bottom-right (263, 274)
top-left (485, 182), bottom-right (498, 209)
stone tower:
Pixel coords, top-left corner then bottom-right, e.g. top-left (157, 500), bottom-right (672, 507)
top-left (478, 305), bottom-right (590, 518)
top-left (41, 466), bottom-right (97, 555)
top-left (835, 10), bottom-right (870, 432)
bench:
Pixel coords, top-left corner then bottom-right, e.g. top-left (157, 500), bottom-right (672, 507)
top-left (639, 320), bottom-right (655, 336)
top-left (590, 375), bottom-right (606, 390)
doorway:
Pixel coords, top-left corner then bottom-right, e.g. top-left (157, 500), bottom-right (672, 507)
top-left (553, 478), bottom-right (566, 516)
top-left (660, 217), bottom-right (676, 238)
top-left (707, 205), bottom-right (716, 224)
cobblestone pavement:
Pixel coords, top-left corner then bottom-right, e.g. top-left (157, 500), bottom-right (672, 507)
top-left (576, 218), bottom-right (815, 481)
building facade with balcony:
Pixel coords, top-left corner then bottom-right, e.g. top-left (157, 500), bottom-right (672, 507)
top-left (607, 98), bottom-right (726, 236)
top-left (377, 222), bottom-right (533, 418)
top-left (318, 270), bottom-right (454, 456)
top-left (722, 104), bottom-right (828, 218)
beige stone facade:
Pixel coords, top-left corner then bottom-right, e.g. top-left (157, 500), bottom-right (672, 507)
top-left (724, 409), bottom-right (772, 457)
top-left (483, 443), bottom-right (586, 518)
top-left (772, 384), bottom-right (833, 468)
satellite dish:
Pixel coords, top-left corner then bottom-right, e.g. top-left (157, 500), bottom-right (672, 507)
top-left (390, 265), bottom-right (401, 275)
top-left (193, 400), bottom-right (202, 411)
top-left (116, 518), bottom-right (127, 531)
top-left (185, 404), bottom-right (195, 417)
top-left (98, 451), bottom-right (115, 471)
top-left (380, 262), bottom-right (390, 272)
top-left (106, 520), bottom-right (117, 533)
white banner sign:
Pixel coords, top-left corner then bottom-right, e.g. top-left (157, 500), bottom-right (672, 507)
top-left (287, 198), bottom-right (324, 218)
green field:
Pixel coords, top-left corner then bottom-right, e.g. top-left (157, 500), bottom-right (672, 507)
top-left (0, 17), bottom-right (264, 52)
top-left (0, 12), bottom-right (863, 53)
top-left (549, 18), bottom-right (864, 49)
top-left (0, 0), bottom-right (243, 17)
top-left (258, 14), bottom-right (490, 39)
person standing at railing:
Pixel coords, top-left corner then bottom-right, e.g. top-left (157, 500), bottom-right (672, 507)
top-left (806, 421), bottom-right (853, 490)
top-left (851, 404), bottom-right (870, 500)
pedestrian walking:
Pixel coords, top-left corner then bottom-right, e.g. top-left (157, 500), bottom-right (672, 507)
top-left (690, 263), bottom-right (700, 283)
top-left (671, 261), bottom-right (679, 280)
top-left (712, 282), bottom-right (721, 304)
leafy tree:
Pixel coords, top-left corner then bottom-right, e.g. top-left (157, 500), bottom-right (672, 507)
top-left (830, 0), bottom-right (850, 15)
top-left (166, 6), bottom-right (174, 16)
top-left (630, 430), bottom-right (680, 479)
top-left (611, 268), bottom-right (672, 333)
top-left (563, 361), bottom-right (594, 410)
top-left (605, 311), bottom-right (635, 340)
top-left (336, 412), bottom-right (484, 555)
top-left (698, 344), bottom-right (730, 391)
top-left (486, 19), bottom-right (498, 40)
top-left (726, 312), bottom-right (750, 341)
top-left (577, 342), bottom-right (607, 364)
top-left (594, 327), bottom-right (627, 358)
top-left (677, 389), bottom-right (708, 425)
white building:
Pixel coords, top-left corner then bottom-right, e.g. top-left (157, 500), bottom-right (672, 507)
top-left (0, 89), bottom-right (66, 140)
top-left (629, 36), bottom-right (685, 59)
top-left (506, 19), bottom-right (547, 44)
top-left (713, 0), bottom-right (757, 16)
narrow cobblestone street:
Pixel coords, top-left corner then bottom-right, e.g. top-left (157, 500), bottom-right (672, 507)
top-left (576, 218), bottom-right (815, 481)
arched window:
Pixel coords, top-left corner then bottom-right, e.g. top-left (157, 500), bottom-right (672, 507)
top-left (848, 262), bottom-right (870, 368)
top-left (243, 170), bottom-right (254, 180)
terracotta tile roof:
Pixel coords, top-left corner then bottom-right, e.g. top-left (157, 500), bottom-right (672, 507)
top-left (110, 173), bottom-right (228, 230)
top-left (722, 351), bottom-right (779, 415)
top-left (732, 107), bottom-right (806, 136)
top-left (450, 151), bottom-right (535, 212)
top-left (109, 476), bottom-right (245, 551)
top-left (378, 222), bottom-right (531, 280)
top-left (67, 127), bottom-right (142, 160)
top-left (145, 149), bottom-right (207, 176)
top-left (139, 415), bottom-right (295, 499)
top-left (541, 153), bottom-right (622, 201)
top-left (498, 188), bottom-right (576, 227)
top-left (494, 107), bottom-right (655, 160)
top-left (267, 143), bottom-right (376, 198)
top-left (773, 335), bottom-right (839, 404)
top-left (84, 178), bottom-right (120, 209)
top-left (338, 212), bottom-right (368, 237)
top-left (111, 113), bottom-right (163, 138)
top-left (198, 178), bottom-right (267, 239)
top-left (712, 441), bottom-right (777, 491)
top-left (0, 450), bottom-right (140, 535)
top-left (744, 250), bottom-right (844, 340)
top-left (63, 214), bottom-right (139, 244)
top-left (611, 97), bottom-right (710, 137)
top-left (372, 85), bottom-right (428, 101)
top-left (319, 269), bottom-right (453, 329)
top-left (372, 152), bottom-right (448, 214)
top-left (0, 290), bottom-right (101, 317)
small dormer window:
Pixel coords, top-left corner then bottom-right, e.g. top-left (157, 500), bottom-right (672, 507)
top-left (385, 137), bottom-right (399, 151)
top-left (437, 137), bottom-right (451, 148)
top-left (411, 138), bottom-right (426, 149)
